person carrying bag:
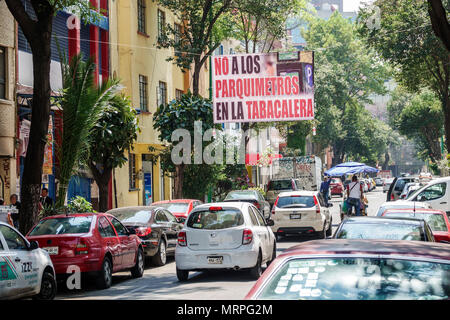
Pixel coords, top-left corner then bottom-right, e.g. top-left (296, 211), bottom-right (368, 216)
top-left (346, 175), bottom-right (363, 216)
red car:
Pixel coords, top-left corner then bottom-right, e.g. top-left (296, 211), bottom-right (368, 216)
top-left (381, 208), bottom-right (450, 243)
top-left (26, 213), bottom-right (144, 289)
top-left (245, 239), bottom-right (450, 300)
top-left (152, 199), bottom-right (202, 223)
top-left (330, 178), bottom-right (344, 197)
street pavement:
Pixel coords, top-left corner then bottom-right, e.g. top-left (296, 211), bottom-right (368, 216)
top-left (56, 187), bottom-right (387, 300)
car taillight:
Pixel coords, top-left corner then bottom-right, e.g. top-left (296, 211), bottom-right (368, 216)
top-left (178, 231), bottom-right (187, 246)
top-left (136, 227), bottom-right (152, 237)
top-left (253, 201), bottom-right (260, 209)
top-left (391, 193), bottom-right (394, 200)
top-left (242, 229), bottom-right (253, 245)
top-left (75, 238), bottom-right (89, 255)
top-left (313, 196), bottom-right (320, 214)
top-left (272, 197), bottom-right (279, 214)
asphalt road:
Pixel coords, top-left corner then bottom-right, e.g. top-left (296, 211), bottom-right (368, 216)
top-left (56, 187), bottom-right (387, 300)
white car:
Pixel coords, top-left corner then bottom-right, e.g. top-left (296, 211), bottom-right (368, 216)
top-left (271, 191), bottom-right (332, 239)
top-left (383, 178), bottom-right (395, 193)
top-left (0, 222), bottom-right (56, 300)
top-left (175, 202), bottom-right (276, 281)
top-left (375, 200), bottom-right (432, 216)
top-left (407, 176), bottom-right (450, 217)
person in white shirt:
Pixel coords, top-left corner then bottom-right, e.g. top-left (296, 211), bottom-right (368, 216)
top-left (346, 175), bottom-right (363, 216)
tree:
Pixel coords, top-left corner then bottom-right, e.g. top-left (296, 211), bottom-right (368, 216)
top-left (56, 54), bottom-right (120, 208)
top-left (156, 0), bottom-right (234, 96)
top-left (3, 0), bottom-right (100, 234)
top-left (153, 93), bottom-right (221, 198)
top-left (88, 94), bottom-right (140, 213)
top-left (358, 0), bottom-right (450, 155)
top-left (427, 0), bottom-right (450, 51)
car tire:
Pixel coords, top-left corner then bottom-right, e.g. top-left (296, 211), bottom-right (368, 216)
top-left (249, 251), bottom-right (263, 280)
top-left (176, 267), bottom-right (189, 281)
top-left (152, 239), bottom-right (167, 266)
top-left (326, 218), bottom-right (333, 237)
top-left (33, 271), bottom-right (57, 300)
top-left (267, 242), bottom-right (277, 267)
top-left (316, 223), bottom-right (326, 239)
top-left (130, 247), bottom-right (145, 278)
top-left (96, 256), bottom-right (113, 290)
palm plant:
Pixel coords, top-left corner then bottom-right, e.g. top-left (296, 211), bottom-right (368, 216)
top-left (56, 54), bottom-right (121, 208)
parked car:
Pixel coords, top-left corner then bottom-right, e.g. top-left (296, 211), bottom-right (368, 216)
top-left (387, 176), bottom-right (419, 201)
top-left (406, 177), bottom-right (450, 218)
top-left (381, 208), bottom-right (450, 243)
top-left (107, 206), bottom-right (183, 266)
top-left (224, 190), bottom-right (271, 219)
top-left (244, 239), bottom-right (450, 300)
top-left (376, 200), bottom-right (432, 216)
top-left (265, 179), bottom-right (301, 206)
top-left (270, 191), bottom-right (332, 240)
top-left (419, 172), bottom-right (433, 184)
top-left (405, 185), bottom-right (421, 199)
top-left (26, 213), bottom-right (144, 290)
top-left (399, 182), bottom-right (421, 200)
top-left (0, 222), bottom-right (56, 300)
top-left (175, 202), bottom-right (276, 281)
top-left (361, 180), bottom-right (369, 193)
top-left (368, 178), bottom-right (376, 191)
top-left (152, 199), bottom-right (202, 223)
top-left (333, 216), bottom-right (435, 242)
top-left (375, 177), bottom-right (384, 186)
top-left (330, 178), bottom-right (344, 197)
top-left (383, 178), bottom-right (395, 193)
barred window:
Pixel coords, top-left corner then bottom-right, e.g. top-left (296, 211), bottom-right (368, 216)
top-left (157, 81), bottom-right (167, 107)
top-left (139, 75), bottom-right (148, 112)
top-left (0, 47), bottom-right (6, 100)
top-left (157, 9), bottom-right (166, 42)
top-left (175, 89), bottom-right (183, 101)
top-left (129, 153), bottom-right (137, 190)
top-left (138, 0), bottom-right (146, 34)
top-left (174, 23), bottom-right (182, 45)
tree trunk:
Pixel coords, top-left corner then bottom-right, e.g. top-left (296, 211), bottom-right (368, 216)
top-left (443, 94), bottom-right (450, 154)
top-left (192, 58), bottom-right (202, 96)
top-left (174, 164), bottom-right (185, 199)
top-left (89, 162), bottom-right (111, 213)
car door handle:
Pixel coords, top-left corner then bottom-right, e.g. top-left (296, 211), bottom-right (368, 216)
top-left (440, 202), bottom-right (447, 204)
top-left (15, 258), bottom-right (21, 262)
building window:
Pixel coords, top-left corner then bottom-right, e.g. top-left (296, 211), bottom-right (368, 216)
top-left (157, 81), bottom-right (167, 107)
top-left (0, 47), bottom-right (6, 100)
top-left (138, 0), bottom-right (146, 34)
top-left (174, 23), bottom-right (182, 45)
top-left (157, 9), bottom-right (166, 42)
top-left (139, 75), bottom-right (148, 112)
top-left (176, 89), bottom-right (183, 100)
top-left (129, 153), bottom-right (137, 190)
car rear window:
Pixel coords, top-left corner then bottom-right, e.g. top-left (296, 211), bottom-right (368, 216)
top-left (225, 192), bottom-right (256, 200)
top-left (276, 196), bottom-right (315, 208)
top-left (186, 209), bottom-right (244, 230)
top-left (28, 216), bottom-right (93, 236)
top-left (155, 203), bottom-right (189, 213)
top-left (384, 212), bottom-right (448, 232)
top-left (336, 222), bottom-right (425, 241)
top-left (256, 257), bottom-right (450, 300)
top-left (109, 209), bottom-right (152, 224)
top-left (268, 180), bottom-right (293, 191)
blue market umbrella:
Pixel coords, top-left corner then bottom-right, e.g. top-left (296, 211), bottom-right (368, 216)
top-left (325, 162), bottom-right (378, 177)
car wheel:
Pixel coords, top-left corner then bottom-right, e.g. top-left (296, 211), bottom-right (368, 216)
top-left (96, 256), bottom-right (113, 289)
top-left (152, 239), bottom-right (167, 266)
top-left (326, 218), bottom-right (333, 237)
top-left (131, 247), bottom-right (145, 278)
top-left (176, 267), bottom-right (189, 281)
top-left (267, 242), bottom-right (277, 267)
top-left (249, 251), bottom-right (263, 280)
top-left (33, 271), bottom-right (57, 300)
top-left (316, 223), bottom-right (326, 239)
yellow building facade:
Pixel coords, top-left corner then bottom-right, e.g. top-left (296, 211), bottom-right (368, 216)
top-left (109, 0), bottom-right (210, 207)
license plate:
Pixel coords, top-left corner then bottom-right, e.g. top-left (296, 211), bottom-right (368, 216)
top-left (290, 214), bottom-right (301, 219)
top-left (43, 247), bottom-right (58, 255)
top-left (207, 256), bottom-right (223, 264)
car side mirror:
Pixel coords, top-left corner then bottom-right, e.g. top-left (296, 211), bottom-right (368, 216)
top-left (176, 218), bottom-right (184, 224)
top-left (29, 241), bottom-right (39, 251)
top-left (127, 228), bottom-right (136, 235)
top-left (417, 195), bottom-right (424, 202)
top-left (266, 219), bottom-right (275, 227)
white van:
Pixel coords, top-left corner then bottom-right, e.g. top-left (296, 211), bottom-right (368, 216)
top-left (407, 177), bottom-right (450, 217)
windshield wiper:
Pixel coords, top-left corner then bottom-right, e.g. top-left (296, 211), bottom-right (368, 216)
top-left (280, 204), bottom-right (307, 209)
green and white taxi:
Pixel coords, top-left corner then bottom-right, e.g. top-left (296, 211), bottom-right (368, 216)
top-left (0, 222), bottom-right (56, 300)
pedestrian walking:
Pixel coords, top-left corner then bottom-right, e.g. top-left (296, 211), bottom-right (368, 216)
top-left (9, 194), bottom-right (21, 229)
top-left (320, 176), bottom-right (332, 206)
top-left (346, 175), bottom-right (363, 216)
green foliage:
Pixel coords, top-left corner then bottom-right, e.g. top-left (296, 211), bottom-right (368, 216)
top-left (67, 196), bottom-right (95, 213)
top-left (286, 121), bottom-right (313, 155)
top-left (248, 187), bottom-right (266, 197)
top-left (56, 54), bottom-right (120, 207)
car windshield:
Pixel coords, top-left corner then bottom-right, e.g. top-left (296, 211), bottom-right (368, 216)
top-left (336, 222), bottom-right (424, 241)
top-left (384, 212), bottom-right (448, 232)
top-left (268, 180), bottom-right (293, 191)
top-left (109, 209), bottom-right (152, 224)
top-left (277, 196), bottom-right (315, 208)
top-left (225, 191), bottom-right (256, 200)
top-left (28, 216), bottom-right (93, 235)
top-left (331, 179), bottom-right (340, 184)
top-left (155, 203), bottom-right (189, 213)
top-left (186, 209), bottom-right (244, 230)
top-left (256, 257), bottom-right (450, 300)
